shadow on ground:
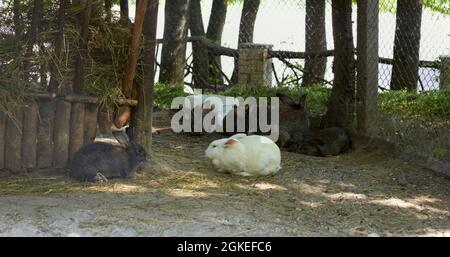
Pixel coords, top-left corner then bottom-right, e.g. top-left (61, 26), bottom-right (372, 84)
top-left (0, 127), bottom-right (449, 236)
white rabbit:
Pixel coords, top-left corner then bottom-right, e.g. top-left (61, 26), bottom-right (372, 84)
top-left (205, 134), bottom-right (281, 177)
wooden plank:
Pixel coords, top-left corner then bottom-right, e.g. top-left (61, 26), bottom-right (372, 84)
top-left (69, 103), bottom-right (85, 160)
top-left (5, 108), bottom-right (23, 172)
top-left (356, 0), bottom-right (379, 136)
top-left (0, 111), bottom-right (5, 170)
top-left (21, 102), bottom-right (38, 170)
top-left (37, 100), bottom-right (56, 169)
top-left (98, 106), bottom-right (113, 134)
top-left (84, 103), bottom-right (98, 144)
top-left (53, 99), bottom-right (72, 168)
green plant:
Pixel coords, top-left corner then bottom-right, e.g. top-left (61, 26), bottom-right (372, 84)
top-left (154, 83), bottom-right (189, 109)
top-left (378, 88), bottom-right (450, 120)
top-left (217, 84), bottom-right (331, 117)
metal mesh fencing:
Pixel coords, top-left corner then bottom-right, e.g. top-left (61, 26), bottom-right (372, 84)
top-left (155, 0), bottom-right (449, 91)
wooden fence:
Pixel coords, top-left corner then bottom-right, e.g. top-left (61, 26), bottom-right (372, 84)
top-left (0, 94), bottom-right (136, 173)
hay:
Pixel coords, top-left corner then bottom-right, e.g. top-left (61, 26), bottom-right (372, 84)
top-left (0, 6), bottom-right (133, 113)
top-left (0, 113), bottom-right (449, 236)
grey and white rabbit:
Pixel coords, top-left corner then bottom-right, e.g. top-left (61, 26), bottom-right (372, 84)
top-left (69, 130), bottom-right (148, 183)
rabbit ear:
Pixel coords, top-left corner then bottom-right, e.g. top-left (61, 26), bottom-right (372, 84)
top-left (113, 131), bottom-right (130, 146)
top-left (276, 93), bottom-right (296, 107)
top-left (230, 133), bottom-right (247, 141)
top-left (224, 138), bottom-right (239, 148)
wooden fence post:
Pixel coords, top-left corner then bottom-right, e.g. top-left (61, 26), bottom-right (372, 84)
top-left (5, 108), bottom-right (23, 172)
top-left (356, 0), bottom-right (379, 136)
top-left (53, 99), bottom-right (72, 169)
top-left (22, 102), bottom-right (38, 170)
top-left (0, 111), bottom-right (5, 170)
top-left (440, 55), bottom-right (450, 90)
top-left (84, 104), bottom-right (98, 144)
top-left (69, 103), bottom-right (85, 160)
top-left (37, 100), bottom-right (56, 169)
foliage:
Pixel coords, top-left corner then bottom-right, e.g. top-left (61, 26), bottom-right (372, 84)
top-left (378, 88), bottom-right (450, 120)
top-left (152, 83), bottom-right (450, 121)
top-left (218, 84), bottom-right (330, 117)
top-left (154, 83), bottom-right (189, 109)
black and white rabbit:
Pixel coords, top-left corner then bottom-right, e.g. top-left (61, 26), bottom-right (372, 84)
top-left (69, 130), bottom-right (148, 183)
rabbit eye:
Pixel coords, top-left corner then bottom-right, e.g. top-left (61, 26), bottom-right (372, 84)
top-left (212, 145), bottom-right (217, 148)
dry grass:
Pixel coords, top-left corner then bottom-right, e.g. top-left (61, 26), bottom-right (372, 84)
top-left (0, 112), bottom-right (449, 236)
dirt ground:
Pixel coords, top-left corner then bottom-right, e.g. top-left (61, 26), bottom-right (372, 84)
top-left (0, 112), bottom-right (449, 237)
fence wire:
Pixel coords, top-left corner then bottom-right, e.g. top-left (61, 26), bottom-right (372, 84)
top-left (156, 0), bottom-right (448, 92)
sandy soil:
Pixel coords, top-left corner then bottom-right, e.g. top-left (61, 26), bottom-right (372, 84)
top-left (0, 112), bottom-right (449, 237)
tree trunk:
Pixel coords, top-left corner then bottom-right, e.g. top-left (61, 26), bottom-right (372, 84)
top-left (49, 0), bottom-right (68, 93)
top-left (39, 42), bottom-right (47, 87)
top-left (23, 0), bottom-right (43, 81)
top-left (133, 0), bottom-right (159, 153)
top-left (390, 0), bottom-right (423, 91)
top-left (206, 0), bottom-right (227, 85)
top-left (159, 0), bottom-right (190, 84)
top-left (189, 0), bottom-right (209, 89)
top-left (120, 0), bottom-right (131, 25)
top-left (302, 0), bottom-right (327, 87)
top-left (13, 0), bottom-right (23, 39)
top-left (231, 0), bottom-right (261, 84)
top-left (105, 0), bottom-right (113, 22)
top-left (122, 0), bottom-right (149, 99)
top-left (73, 0), bottom-right (93, 94)
top-left (326, 0), bottom-right (355, 129)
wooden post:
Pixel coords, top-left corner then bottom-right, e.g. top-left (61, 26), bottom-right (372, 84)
top-left (84, 103), bottom-right (98, 144)
top-left (440, 55), bottom-right (450, 90)
top-left (73, 0), bottom-right (93, 93)
top-left (21, 102), bottom-right (38, 170)
top-left (5, 108), bottom-right (23, 172)
top-left (98, 106), bottom-right (113, 134)
top-left (356, 0), bottom-right (379, 136)
top-left (37, 100), bottom-right (56, 169)
top-left (69, 103), bottom-right (85, 160)
top-left (53, 99), bottom-right (72, 168)
top-left (122, 0), bottom-right (149, 99)
top-left (0, 111), bottom-right (6, 170)
top-left (133, 0), bottom-right (159, 151)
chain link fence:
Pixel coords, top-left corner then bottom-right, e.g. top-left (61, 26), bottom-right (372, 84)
top-left (155, 0), bottom-right (448, 91)
top-left (0, 0), bottom-right (449, 173)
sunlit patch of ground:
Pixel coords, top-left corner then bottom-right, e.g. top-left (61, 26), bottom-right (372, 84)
top-left (0, 111), bottom-right (448, 236)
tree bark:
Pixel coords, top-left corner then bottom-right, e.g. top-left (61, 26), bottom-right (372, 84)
top-left (302, 0), bottom-right (327, 87)
top-left (390, 0), bottom-right (423, 91)
top-left (73, 0), bottom-right (93, 94)
top-left (189, 0), bottom-right (209, 89)
top-left (159, 0), bottom-right (190, 84)
top-left (13, 0), bottom-right (23, 39)
top-left (133, 0), bottom-right (159, 153)
top-left (206, 0), bottom-right (227, 85)
top-left (120, 0), bottom-right (131, 25)
top-left (326, 0), bottom-right (355, 129)
top-left (23, 0), bottom-right (43, 81)
top-left (231, 0), bottom-right (261, 84)
top-left (49, 0), bottom-right (68, 93)
top-left (356, 0), bottom-right (379, 136)
top-left (105, 0), bottom-right (113, 22)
